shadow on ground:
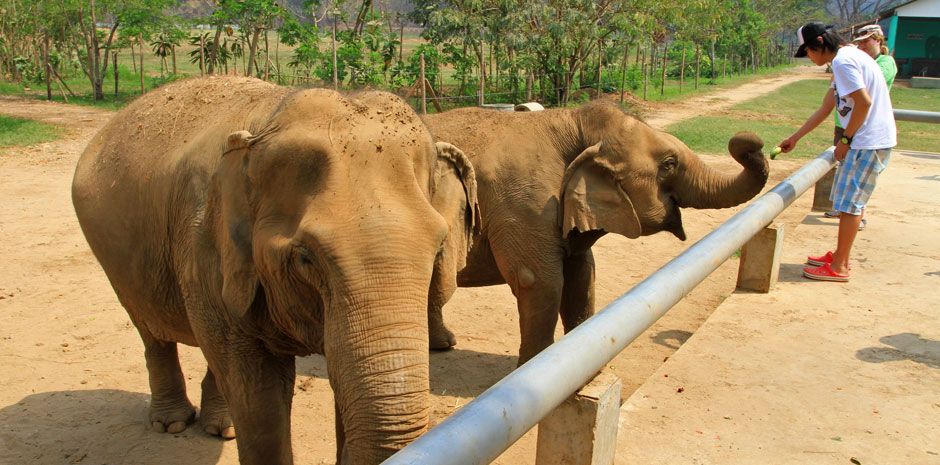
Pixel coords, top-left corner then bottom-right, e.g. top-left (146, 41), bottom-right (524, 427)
top-left (856, 332), bottom-right (940, 369)
top-left (0, 389), bottom-right (225, 465)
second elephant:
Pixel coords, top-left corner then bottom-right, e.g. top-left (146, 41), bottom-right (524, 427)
top-left (423, 99), bottom-right (769, 362)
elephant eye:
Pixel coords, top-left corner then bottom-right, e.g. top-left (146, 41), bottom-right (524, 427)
top-left (661, 157), bottom-right (678, 174)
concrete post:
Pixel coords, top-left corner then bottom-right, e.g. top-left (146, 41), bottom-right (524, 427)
top-left (812, 166), bottom-right (836, 211)
top-left (535, 370), bottom-right (621, 465)
top-left (736, 223), bottom-right (784, 293)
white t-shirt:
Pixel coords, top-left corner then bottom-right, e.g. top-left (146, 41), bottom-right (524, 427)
top-left (830, 46), bottom-right (896, 150)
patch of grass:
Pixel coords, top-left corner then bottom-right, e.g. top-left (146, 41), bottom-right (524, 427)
top-left (669, 77), bottom-right (940, 157)
top-left (0, 115), bottom-right (66, 148)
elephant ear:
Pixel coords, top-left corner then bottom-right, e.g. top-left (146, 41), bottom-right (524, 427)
top-left (560, 142), bottom-right (642, 240)
top-left (209, 130), bottom-right (260, 319)
top-left (434, 141), bottom-right (481, 253)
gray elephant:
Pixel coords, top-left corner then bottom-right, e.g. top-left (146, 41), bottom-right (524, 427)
top-left (423, 99), bottom-right (769, 362)
top-left (72, 77), bottom-right (477, 464)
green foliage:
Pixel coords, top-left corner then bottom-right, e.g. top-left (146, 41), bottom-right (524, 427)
top-left (0, 115), bottom-right (65, 149)
top-left (668, 78), bottom-right (940, 157)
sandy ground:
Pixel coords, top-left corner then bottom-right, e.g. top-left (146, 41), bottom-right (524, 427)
top-left (1, 66), bottom-right (831, 464)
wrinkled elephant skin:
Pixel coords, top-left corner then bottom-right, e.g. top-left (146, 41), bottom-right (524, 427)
top-left (423, 100), bottom-right (769, 362)
top-left (72, 77), bottom-right (477, 464)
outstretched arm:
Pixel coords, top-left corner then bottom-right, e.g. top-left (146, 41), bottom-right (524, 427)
top-left (779, 88), bottom-right (836, 153)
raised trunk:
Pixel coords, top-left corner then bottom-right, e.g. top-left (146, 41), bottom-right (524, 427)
top-left (676, 132), bottom-right (769, 209)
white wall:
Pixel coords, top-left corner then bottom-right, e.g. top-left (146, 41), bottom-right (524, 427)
top-left (896, 0), bottom-right (940, 18)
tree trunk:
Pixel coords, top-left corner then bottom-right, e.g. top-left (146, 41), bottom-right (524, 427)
top-left (620, 41), bottom-right (630, 103)
top-left (642, 48), bottom-right (648, 100)
top-left (172, 45), bottom-right (177, 74)
top-left (695, 44), bottom-right (701, 89)
top-left (709, 40), bottom-right (716, 82)
top-left (331, 21), bottom-right (338, 90)
top-left (247, 27), bottom-right (262, 78)
top-left (596, 39), bottom-right (603, 98)
top-left (199, 35), bottom-right (205, 76)
top-left (208, 25), bottom-right (223, 75)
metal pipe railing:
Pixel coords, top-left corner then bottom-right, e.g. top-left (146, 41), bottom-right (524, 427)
top-left (383, 149), bottom-right (837, 465)
top-left (894, 109), bottom-right (940, 124)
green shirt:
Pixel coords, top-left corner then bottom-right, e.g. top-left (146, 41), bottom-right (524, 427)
top-left (834, 53), bottom-right (897, 128)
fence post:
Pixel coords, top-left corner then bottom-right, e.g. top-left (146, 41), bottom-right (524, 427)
top-left (736, 223), bottom-right (784, 293)
top-left (812, 166), bottom-right (836, 211)
top-left (332, 21), bottom-right (338, 91)
top-left (139, 34), bottom-right (144, 95)
top-left (113, 52), bottom-right (119, 97)
top-left (535, 370), bottom-right (621, 465)
top-left (420, 53), bottom-right (426, 115)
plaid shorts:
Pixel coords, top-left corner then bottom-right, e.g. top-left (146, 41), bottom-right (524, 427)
top-left (830, 148), bottom-right (891, 215)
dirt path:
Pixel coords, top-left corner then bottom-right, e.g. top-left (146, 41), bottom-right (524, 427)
top-left (0, 70), bottom-right (816, 464)
top-left (641, 65), bottom-right (826, 129)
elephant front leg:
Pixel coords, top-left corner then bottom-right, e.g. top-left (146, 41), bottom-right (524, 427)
top-left (510, 264), bottom-right (565, 365)
top-left (138, 331), bottom-right (196, 434)
top-left (200, 367), bottom-right (235, 439)
top-left (560, 249), bottom-right (596, 333)
top-left (208, 347), bottom-right (296, 465)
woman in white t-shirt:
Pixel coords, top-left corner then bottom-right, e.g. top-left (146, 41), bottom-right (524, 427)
top-left (778, 21), bottom-right (897, 282)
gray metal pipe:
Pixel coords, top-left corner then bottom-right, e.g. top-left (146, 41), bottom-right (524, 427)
top-left (894, 109), bottom-right (940, 124)
top-left (383, 149), bottom-right (837, 465)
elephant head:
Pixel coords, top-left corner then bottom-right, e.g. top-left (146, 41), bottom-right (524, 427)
top-left (561, 100), bottom-right (769, 241)
top-left (202, 89), bottom-right (476, 463)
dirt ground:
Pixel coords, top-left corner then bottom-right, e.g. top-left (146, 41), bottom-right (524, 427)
top-left (1, 66), bottom-right (825, 464)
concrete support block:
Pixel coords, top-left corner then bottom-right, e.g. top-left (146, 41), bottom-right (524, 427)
top-left (813, 166), bottom-right (836, 212)
top-left (737, 223), bottom-right (785, 293)
top-left (536, 370), bottom-right (621, 465)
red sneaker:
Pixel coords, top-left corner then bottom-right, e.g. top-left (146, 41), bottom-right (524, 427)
top-left (806, 251), bottom-right (851, 269)
top-left (803, 263), bottom-right (850, 282)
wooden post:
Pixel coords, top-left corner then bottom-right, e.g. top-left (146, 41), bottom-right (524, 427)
top-left (138, 34), bottom-right (144, 94)
top-left (596, 38), bottom-right (602, 99)
top-left (44, 32), bottom-right (52, 100)
top-left (642, 47), bottom-right (648, 100)
top-left (536, 370), bottom-right (621, 465)
top-left (478, 53), bottom-right (485, 107)
top-left (695, 45), bottom-right (701, 89)
top-left (619, 41), bottom-right (629, 104)
top-left (113, 52), bottom-right (119, 97)
top-left (679, 43), bottom-right (686, 94)
top-left (419, 53), bottom-right (426, 115)
top-left (660, 42), bottom-right (668, 96)
top-left (737, 223), bottom-right (785, 293)
top-left (332, 21), bottom-right (338, 91)
top-left (813, 167), bottom-right (836, 211)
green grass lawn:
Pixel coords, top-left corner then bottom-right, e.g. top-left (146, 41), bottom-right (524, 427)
top-left (0, 115), bottom-right (66, 149)
top-left (667, 79), bottom-right (940, 158)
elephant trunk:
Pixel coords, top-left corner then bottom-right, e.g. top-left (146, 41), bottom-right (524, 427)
top-left (676, 131), bottom-right (769, 209)
top-left (321, 219), bottom-right (441, 463)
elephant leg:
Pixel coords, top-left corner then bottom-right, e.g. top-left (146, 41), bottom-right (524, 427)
top-left (200, 367), bottom-right (235, 439)
top-left (428, 258), bottom-right (458, 350)
top-left (489, 234), bottom-right (565, 365)
top-left (559, 249), bottom-right (596, 333)
top-left (204, 345), bottom-right (296, 464)
top-left (138, 330), bottom-right (196, 434)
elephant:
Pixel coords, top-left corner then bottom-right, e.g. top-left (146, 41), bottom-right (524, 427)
top-left (71, 76), bottom-right (478, 464)
top-left (422, 98), bottom-right (769, 362)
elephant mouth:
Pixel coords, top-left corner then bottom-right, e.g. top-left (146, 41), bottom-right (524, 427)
top-left (662, 203), bottom-right (686, 241)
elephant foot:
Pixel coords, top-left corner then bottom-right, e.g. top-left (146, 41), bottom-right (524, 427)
top-left (149, 399), bottom-right (196, 434)
top-left (429, 327), bottom-right (457, 351)
top-left (200, 393), bottom-right (235, 439)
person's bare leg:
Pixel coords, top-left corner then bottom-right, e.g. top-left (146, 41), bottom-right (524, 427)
top-left (831, 212), bottom-right (862, 275)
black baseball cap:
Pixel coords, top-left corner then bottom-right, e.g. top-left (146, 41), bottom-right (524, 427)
top-left (794, 22), bottom-right (830, 58)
